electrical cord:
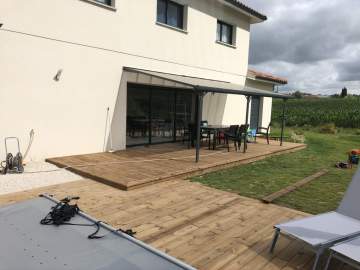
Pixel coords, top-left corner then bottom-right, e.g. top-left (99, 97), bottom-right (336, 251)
top-left (40, 196), bottom-right (135, 239)
top-left (40, 196), bottom-right (102, 239)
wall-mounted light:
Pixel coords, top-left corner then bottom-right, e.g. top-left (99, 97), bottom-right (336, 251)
top-left (54, 69), bottom-right (63, 81)
top-left (0, 23), bottom-right (3, 28)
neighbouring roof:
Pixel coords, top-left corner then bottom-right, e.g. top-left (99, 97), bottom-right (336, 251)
top-left (248, 69), bottom-right (288, 85)
top-left (222, 0), bottom-right (267, 23)
top-left (124, 67), bottom-right (292, 99)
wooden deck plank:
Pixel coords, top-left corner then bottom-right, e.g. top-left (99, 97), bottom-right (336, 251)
top-left (262, 169), bottom-right (328, 203)
top-left (0, 171), bottom-right (353, 269)
top-left (46, 140), bottom-right (306, 190)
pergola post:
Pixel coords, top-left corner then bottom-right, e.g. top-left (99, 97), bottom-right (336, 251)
top-left (244, 96), bottom-right (251, 153)
top-left (195, 92), bottom-right (204, 162)
top-left (280, 98), bottom-right (287, 146)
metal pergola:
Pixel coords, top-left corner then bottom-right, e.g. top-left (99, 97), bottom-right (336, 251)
top-left (123, 67), bottom-right (292, 162)
top-left (193, 89), bottom-right (289, 162)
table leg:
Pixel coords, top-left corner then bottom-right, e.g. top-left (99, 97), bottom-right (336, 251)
top-left (213, 131), bottom-right (216, 150)
top-left (208, 131), bottom-right (211, 150)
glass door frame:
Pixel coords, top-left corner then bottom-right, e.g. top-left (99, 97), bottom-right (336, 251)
top-left (126, 83), bottom-right (195, 147)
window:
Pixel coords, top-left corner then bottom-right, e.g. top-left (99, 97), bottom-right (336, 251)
top-left (94, 0), bottom-right (112, 5)
top-left (93, 0), bottom-right (114, 6)
top-left (157, 0), bottom-right (184, 29)
top-left (217, 20), bottom-right (234, 45)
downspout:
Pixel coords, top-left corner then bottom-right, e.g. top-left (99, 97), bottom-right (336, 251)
top-left (195, 87), bottom-right (204, 163)
top-left (244, 96), bottom-right (251, 153)
top-left (280, 98), bottom-right (287, 146)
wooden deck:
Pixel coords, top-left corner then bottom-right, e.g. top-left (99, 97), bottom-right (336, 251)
top-left (47, 140), bottom-right (306, 190)
top-left (0, 179), bottom-right (351, 270)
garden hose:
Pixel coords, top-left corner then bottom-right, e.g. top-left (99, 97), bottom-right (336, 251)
top-left (23, 129), bottom-right (35, 162)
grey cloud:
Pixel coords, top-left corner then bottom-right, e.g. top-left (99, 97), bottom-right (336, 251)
top-left (248, 1), bottom-right (360, 64)
top-left (242, 0), bottom-right (360, 94)
top-left (337, 44), bottom-right (360, 81)
top-left (338, 60), bottom-right (360, 81)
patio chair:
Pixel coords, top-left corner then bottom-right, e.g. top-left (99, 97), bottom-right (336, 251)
top-left (183, 123), bottom-right (196, 148)
top-left (200, 120), bottom-right (213, 142)
top-left (270, 168), bottom-right (360, 270)
top-left (224, 125), bottom-right (241, 152)
top-left (238, 124), bottom-right (249, 151)
top-left (255, 122), bottom-right (271, 144)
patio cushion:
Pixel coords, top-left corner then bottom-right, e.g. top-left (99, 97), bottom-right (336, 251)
top-left (276, 211), bottom-right (360, 247)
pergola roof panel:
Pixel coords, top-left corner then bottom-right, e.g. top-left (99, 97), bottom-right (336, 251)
top-left (124, 67), bottom-right (292, 99)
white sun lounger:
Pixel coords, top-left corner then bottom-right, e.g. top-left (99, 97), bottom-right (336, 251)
top-left (270, 168), bottom-right (360, 270)
top-left (325, 236), bottom-right (360, 270)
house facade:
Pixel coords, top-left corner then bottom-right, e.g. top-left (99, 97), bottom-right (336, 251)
top-left (0, 0), bottom-right (285, 160)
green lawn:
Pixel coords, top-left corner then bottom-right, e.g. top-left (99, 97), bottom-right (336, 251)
top-left (191, 128), bottom-right (360, 214)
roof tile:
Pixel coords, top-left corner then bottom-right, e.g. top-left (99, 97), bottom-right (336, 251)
top-left (224, 0), bottom-right (267, 21)
top-left (248, 69), bottom-right (288, 85)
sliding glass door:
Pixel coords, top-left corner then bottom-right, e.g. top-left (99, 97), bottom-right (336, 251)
top-left (126, 86), bottom-right (150, 146)
top-left (175, 91), bottom-right (194, 141)
top-left (126, 84), bottom-right (194, 147)
top-left (151, 88), bottom-right (175, 144)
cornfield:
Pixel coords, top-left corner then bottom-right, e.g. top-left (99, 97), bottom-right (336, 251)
top-left (272, 97), bottom-right (360, 128)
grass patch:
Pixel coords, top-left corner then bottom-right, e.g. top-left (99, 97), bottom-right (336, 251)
top-left (191, 128), bottom-right (360, 214)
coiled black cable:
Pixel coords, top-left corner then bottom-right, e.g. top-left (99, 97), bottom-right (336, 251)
top-left (40, 198), bottom-right (102, 239)
top-left (40, 196), bottom-right (136, 239)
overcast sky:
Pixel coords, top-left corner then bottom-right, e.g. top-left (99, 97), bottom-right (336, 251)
top-left (242, 0), bottom-right (360, 95)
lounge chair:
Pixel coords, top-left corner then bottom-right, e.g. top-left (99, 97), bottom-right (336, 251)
top-left (255, 122), bottom-right (271, 144)
top-left (325, 236), bottom-right (360, 270)
top-left (270, 168), bottom-right (360, 270)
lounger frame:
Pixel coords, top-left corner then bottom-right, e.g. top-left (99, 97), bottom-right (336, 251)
top-left (270, 220), bottom-right (360, 270)
top-left (325, 250), bottom-right (360, 270)
top-left (270, 168), bottom-right (360, 270)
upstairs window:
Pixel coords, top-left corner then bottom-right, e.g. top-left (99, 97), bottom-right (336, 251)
top-left (157, 0), bottom-right (184, 29)
top-left (217, 20), bottom-right (234, 45)
top-left (94, 0), bottom-right (112, 6)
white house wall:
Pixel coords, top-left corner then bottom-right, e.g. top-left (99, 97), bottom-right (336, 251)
top-left (260, 97), bottom-right (273, 128)
top-left (0, 0), bottom-right (252, 160)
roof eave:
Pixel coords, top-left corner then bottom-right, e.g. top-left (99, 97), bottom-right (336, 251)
top-left (247, 70), bottom-right (288, 85)
top-left (254, 77), bottom-right (288, 85)
top-left (220, 0), bottom-right (267, 24)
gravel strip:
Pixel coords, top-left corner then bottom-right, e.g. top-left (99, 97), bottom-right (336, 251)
top-left (0, 161), bottom-right (83, 195)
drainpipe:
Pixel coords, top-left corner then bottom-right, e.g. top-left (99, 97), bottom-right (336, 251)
top-left (103, 107), bottom-right (110, 152)
top-left (280, 98), bottom-right (287, 146)
top-left (195, 89), bottom-right (204, 163)
top-left (244, 96), bottom-right (251, 153)
top-left (103, 107), bottom-right (114, 152)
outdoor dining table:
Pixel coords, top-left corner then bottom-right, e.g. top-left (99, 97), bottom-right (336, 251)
top-left (201, 125), bottom-right (230, 150)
